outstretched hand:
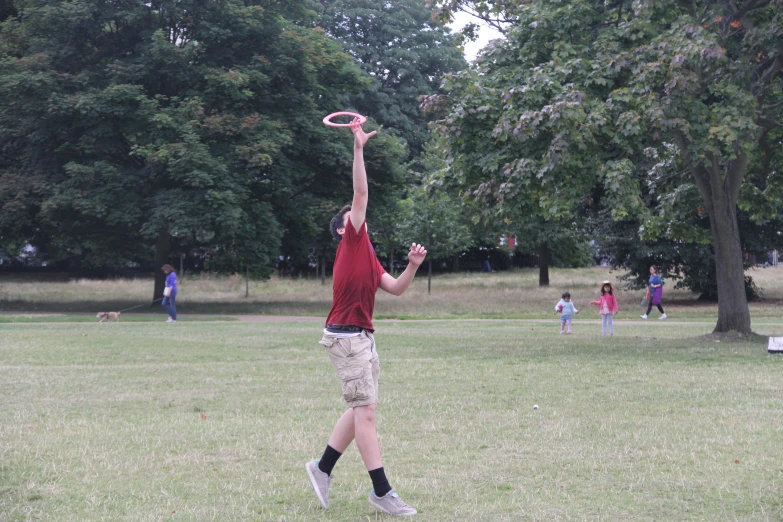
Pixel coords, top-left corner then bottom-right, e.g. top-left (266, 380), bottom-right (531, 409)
top-left (350, 118), bottom-right (376, 149)
top-left (407, 243), bottom-right (427, 267)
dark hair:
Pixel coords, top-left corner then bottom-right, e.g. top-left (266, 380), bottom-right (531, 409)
top-left (161, 264), bottom-right (175, 274)
top-left (561, 291), bottom-right (571, 299)
top-left (650, 265), bottom-right (659, 274)
top-left (330, 205), bottom-right (352, 241)
top-left (601, 283), bottom-right (613, 295)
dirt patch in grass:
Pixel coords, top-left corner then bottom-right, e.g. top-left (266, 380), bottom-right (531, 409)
top-left (694, 331), bottom-right (768, 343)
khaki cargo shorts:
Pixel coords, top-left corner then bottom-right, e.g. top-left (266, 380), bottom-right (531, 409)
top-left (319, 330), bottom-right (380, 408)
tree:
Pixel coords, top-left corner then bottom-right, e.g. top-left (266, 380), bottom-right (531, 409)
top-left (318, 0), bottom-right (466, 157)
top-left (597, 211), bottom-right (783, 300)
top-left (0, 0), bottom-right (376, 300)
top-left (398, 187), bottom-right (474, 294)
top-left (0, 0), bottom-right (15, 22)
top-left (425, 0), bottom-right (783, 335)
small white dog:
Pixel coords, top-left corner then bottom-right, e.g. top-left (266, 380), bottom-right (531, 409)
top-left (96, 311), bottom-right (121, 323)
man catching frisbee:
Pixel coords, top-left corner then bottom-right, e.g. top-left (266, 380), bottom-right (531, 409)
top-left (306, 117), bottom-right (426, 516)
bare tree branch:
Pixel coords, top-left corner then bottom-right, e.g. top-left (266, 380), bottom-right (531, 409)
top-left (456, 6), bottom-right (517, 34)
top-left (728, 0), bottom-right (771, 22)
top-left (753, 53), bottom-right (783, 94)
top-left (676, 0), bottom-right (698, 18)
top-left (761, 99), bottom-right (783, 110)
top-left (676, 132), bottom-right (714, 210)
top-left (756, 116), bottom-right (782, 129)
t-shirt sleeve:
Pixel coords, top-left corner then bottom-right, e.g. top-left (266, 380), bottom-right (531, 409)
top-left (375, 256), bottom-right (387, 278)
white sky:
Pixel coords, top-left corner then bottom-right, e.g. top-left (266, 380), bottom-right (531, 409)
top-left (448, 10), bottom-right (505, 62)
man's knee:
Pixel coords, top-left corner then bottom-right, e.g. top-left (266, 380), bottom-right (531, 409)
top-left (353, 404), bottom-right (377, 424)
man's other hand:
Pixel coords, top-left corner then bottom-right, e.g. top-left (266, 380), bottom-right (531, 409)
top-left (408, 243), bottom-right (427, 267)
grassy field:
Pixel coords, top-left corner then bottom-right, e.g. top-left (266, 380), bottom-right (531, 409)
top-left (2, 266), bottom-right (783, 321)
top-left (1, 320), bottom-right (782, 521)
top-left (0, 315), bottom-right (237, 323)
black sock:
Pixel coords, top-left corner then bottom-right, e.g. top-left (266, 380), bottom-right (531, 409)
top-left (318, 445), bottom-right (342, 476)
top-left (369, 467), bottom-right (392, 497)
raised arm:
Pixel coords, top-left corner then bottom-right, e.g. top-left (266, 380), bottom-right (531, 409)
top-left (349, 118), bottom-right (376, 233)
top-left (379, 243), bottom-right (427, 296)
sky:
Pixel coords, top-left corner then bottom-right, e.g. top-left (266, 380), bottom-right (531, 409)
top-left (448, 10), bottom-right (505, 62)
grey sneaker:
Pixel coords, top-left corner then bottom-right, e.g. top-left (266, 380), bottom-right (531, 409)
top-left (305, 460), bottom-right (331, 509)
top-left (369, 489), bottom-right (417, 516)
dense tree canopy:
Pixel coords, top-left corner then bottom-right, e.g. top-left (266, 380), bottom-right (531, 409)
top-left (425, 0), bottom-right (783, 334)
top-left (318, 0), bottom-right (466, 157)
top-left (0, 0), bottom-right (407, 297)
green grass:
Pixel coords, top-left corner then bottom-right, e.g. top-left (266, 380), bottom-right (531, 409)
top-left (0, 314), bottom-right (238, 323)
top-left (2, 267), bottom-right (783, 321)
top-left (2, 320), bottom-right (782, 520)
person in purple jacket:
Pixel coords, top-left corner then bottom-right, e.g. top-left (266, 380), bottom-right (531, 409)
top-left (161, 264), bottom-right (178, 323)
top-left (640, 265), bottom-right (667, 320)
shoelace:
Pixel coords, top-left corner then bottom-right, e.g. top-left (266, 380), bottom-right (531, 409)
top-left (388, 493), bottom-right (410, 508)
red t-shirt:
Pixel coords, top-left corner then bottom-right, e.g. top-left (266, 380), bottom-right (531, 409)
top-left (325, 221), bottom-right (386, 331)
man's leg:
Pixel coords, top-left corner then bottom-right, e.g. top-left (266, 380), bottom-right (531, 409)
top-left (353, 404), bottom-right (383, 471)
top-left (358, 401), bottom-right (416, 515)
top-left (315, 408), bottom-right (355, 478)
top-left (328, 408), bottom-right (355, 453)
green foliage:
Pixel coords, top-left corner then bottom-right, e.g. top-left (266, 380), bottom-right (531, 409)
top-left (425, 0), bottom-right (783, 331)
top-left (0, 0), bottom-right (15, 22)
top-left (548, 235), bottom-right (595, 269)
top-left (318, 0), bottom-right (466, 157)
top-left (398, 186), bottom-right (475, 262)
top-left (599, 211), bottom-right (782, 301)
top-left (0, 0), bottom-right (408, 276)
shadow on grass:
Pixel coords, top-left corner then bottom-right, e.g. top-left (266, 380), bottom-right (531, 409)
top-left (0, 299), bottom-right (331, 316)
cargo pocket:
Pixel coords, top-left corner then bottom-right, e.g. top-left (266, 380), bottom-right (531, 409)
top-left (319, 335), bottom-right (336, 349)
top-left (337, 362), bottom-right (372, 403)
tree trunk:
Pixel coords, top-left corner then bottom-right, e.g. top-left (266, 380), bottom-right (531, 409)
top-left (679, 142), bottom-right (752, 335)
top-left (708, 192), bottom-right (751, 334)
top-left (389, 246), bottom-right (395, 277)
top-left (320, 252), bottom-right (326, 286)
top-left (245, 263), bottom-right (249, 298)
top-left (179, 254), bottom-right (184, 281)
top-left (428, 259), bottom-right (432, 295)
top-left (538, 242), bottom-right (550, 287)
top-left (153, 228), bottom-right (170, 303)
top-left (453, 254), bottom-right (459, 272)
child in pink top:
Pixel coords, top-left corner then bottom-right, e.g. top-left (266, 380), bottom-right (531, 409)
top-left (590, 280), bottom-right (619, 336)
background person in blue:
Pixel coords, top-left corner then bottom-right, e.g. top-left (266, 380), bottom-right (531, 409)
top-left (641, 265), bottom-right (667, 320)
top-left (161, 264), bottom-right (178, 323)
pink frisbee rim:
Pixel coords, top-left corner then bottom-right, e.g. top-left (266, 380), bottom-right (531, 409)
top-left (323, 111), bottom-right (367, 127)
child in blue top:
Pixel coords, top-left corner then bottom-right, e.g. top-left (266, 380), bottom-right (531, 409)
top-left (555, 292), bottom-right (579, 334)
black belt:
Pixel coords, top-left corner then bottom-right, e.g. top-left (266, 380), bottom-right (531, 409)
top-left (326, 324), bottom-right (362, 333)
